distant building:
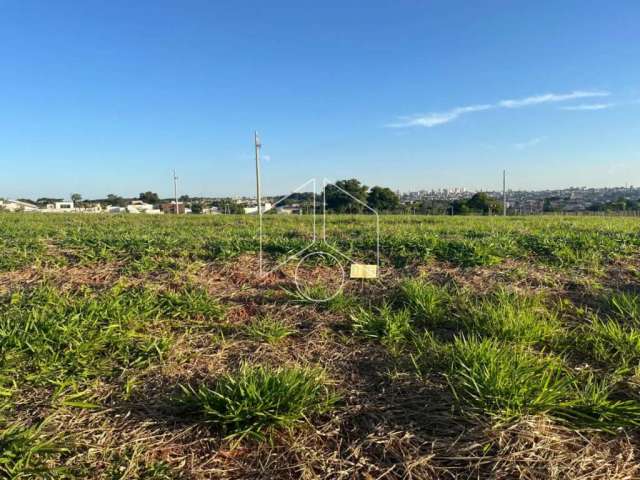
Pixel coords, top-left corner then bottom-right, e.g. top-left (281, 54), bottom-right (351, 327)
top-left (244, 202), bottom-right (273, 214)
top-left (127, 200), bottom-right (162, 214)
top-left (276, 205), bottom-right (303, 215)
top-left (0, 199), bottom-right (39, 212)
top-left (106, 206), bottom-right (127, 213)
top-left (160, 202), bottom-right (186, 214)
top-left (82, 204), bottom-right (103, 213)
top-left (202, 206), bottom-right (221, 214)
top-left (43, 201), bottom-right (74, 212)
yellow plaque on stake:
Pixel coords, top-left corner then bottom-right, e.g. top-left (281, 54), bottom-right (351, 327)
top-left (350, 264), bottom-right (378, 279)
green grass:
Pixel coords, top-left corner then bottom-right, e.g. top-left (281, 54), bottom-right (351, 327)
top-left (284, 284), bottom-right (357, 313)
top-left (445, 336), bottom-right (640, 431)
top-left (463, 289), bottom-right (561, 345)
top-left (1, 213), bottom-right (640, 475)
top-left (434, 239), bottom-right (501, 267)
top-left (2, 213), bottom-right (639, 273)
top-left (173, 364), bottom-right (338, 441)
top-left (609, 291), bottom-right (640, 323)
top-left (0, 283), bottom-right (223, 388)
top-left (157, 286), bottom-right (226, 322)
top-left (0, 419), bottom-right (67, 479)
top-left (375, 284), bottom-right (561, 346)
top-left (245, 316), bottom-right (294, 343)
top-left (0, 285), bottom-right (173, 386)
top-left (576, 316), bottom-right (640, 370)
top-left (571, 292), bottom-right (640, 371)
top-left (351, 304), bottom-right (413, 353)
top-left (446, 336), bottom-right (571, 421)
top-left (555, 375), bottom-right (640, 432)
top-left (396, 279), bottom-right (451, 328)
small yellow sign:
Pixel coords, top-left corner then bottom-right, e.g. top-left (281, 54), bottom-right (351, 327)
top-left (350, 264), bottom-right (378, 279)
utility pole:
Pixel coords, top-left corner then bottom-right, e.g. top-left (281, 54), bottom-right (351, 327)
top-left (502, 169), bottom-right (507, 217)
top-left (254, 131), bottom-right (262, 273)
top-left (173, 169), bottom-right (179, 214)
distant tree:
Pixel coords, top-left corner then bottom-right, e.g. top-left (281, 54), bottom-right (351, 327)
top-left (107, 194), bottom-right (126, 207)
top-left (139, 191), bottom-right (159, 204)
top-left (190, 203), bottom-right (203, 214)
top-left (324, 179), bottom-right (368, 213)
top-left (71, 193), bottom-right (82, 204)
top-left (282, 192), bottom-right (316, 205)
top-left (179, 194), bottom-right (190, 202)
top-left (612, 196), bottom-right (632, 211)
top-left (217, 199), bottom-right (245, 214)
top-left (543, 198), bottom-right (555, 212)
top-left (367, 186), bottom-right (400, 212)
top-left (589, 197), bottom-right (640, 212)
top-left (466, 192), bottom-right (501, 214)
top-left (418, 199), bottom-right (450, 215)
top-left (35, 197), bottom-right (63, 206)
top-left (452, 200), bottom-right (470, 215)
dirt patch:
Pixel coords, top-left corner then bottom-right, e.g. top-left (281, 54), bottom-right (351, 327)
top-left (0, 263), bottom-right (122, 294)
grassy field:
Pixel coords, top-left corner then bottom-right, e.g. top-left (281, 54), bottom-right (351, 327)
top-left (1, 212), bottom-right (640, 479)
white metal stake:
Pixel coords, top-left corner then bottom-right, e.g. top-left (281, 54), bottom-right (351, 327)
top-left (503, 169), bottom-right (507, 217)
top-left (255, 132), bottom-right (263, 274)
top-left (173, 169), bottom-right (179, 214)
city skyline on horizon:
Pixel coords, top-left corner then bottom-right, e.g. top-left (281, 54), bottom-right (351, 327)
top-left (4, 180), bottom-right (639, 203)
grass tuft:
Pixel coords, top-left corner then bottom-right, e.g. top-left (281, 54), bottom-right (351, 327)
top-left (0, 420), bottom-right (67, 479)
top-left (0, 285), bottom-right (173, 386)
top-left (245, 316), bottom-right (294, 343)
top-left (285, 284), bottom-right (357, 313)
top-left (464, 289), bottom-right (561, 345)
top-left (173, 364), bottom-right (338, 441)
top-left (351, 304), bottom-right (412, 352)
top-left (396, 279), bottom-right (451, 327)
top-left (556, 375), bottom-right (640, 432)
top-left (609, 291), bottom-right (640, 324)
top-left (447, 336), bottom-right (571, 421)
top-left (446, 336), bottom-right (640, 431)
top-left (158, 287), bottom-right (226, 321)
top-left (576, 316), bottom-right (640, 370)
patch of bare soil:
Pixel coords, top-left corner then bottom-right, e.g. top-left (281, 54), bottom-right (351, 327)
top-left (419, 259), bottom-right (571, 294)
top-left (487, 416), bottom-right (639, 480)
top-left (0, 263), bottom-right (122, 294)
top-left (604, 257), bottom-right (640, 293)
top-left (0, 267), bottom-right (41, 294)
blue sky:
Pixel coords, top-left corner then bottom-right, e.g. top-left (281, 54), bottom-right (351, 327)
top-left (1, 0), bottom-right (639, 199)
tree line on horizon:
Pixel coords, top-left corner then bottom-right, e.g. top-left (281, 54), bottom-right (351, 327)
top-left (13, 179), bottom-right (510, 215)
top-left (268, 179), bottom-right (505, 215)
top-left (19, 179), bottom-right (637, 215)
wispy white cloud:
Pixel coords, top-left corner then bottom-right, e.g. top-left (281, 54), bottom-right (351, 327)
top-left (388, 90), bottom-right (611, 128)
top-left (514, 137), bottom-right (546, 150)
top-left (387, 104), bottom-right (491, 128)
top-left (560, 103), bottom-right (614, 111)
top-left (498, 91), bottom-right (609, 108)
